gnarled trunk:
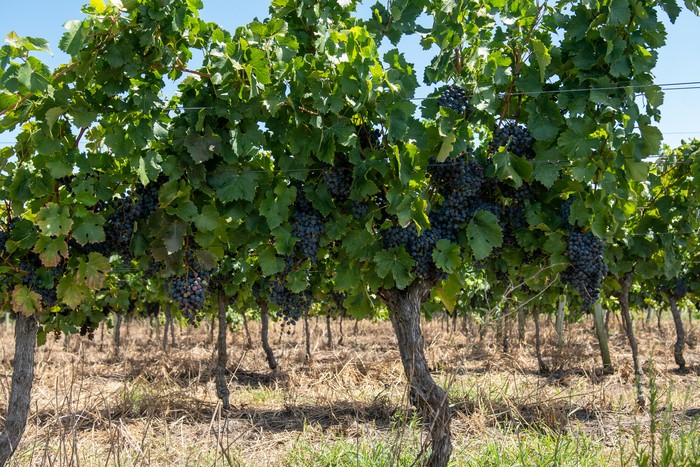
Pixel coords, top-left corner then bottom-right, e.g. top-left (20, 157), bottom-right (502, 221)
top-left (619, 273), bottom-right (645, 408)
top-left (0, 313), bottom-right (39, 466)
top-left (241, 310), bottom-right (253, 349)
top-left (534, 306), bottom-right (548, 373)
top-left (215, 289), bottom-right (230, 410)
top-left (380, 280), bottom-right (452, 467)
top-left (325, 315), bottom-right (333, 349)
top-left (593, 303), bottom-right (613, 373)
top-left (259, 302), bottom-right (278, 371)
top-left (669, 296), bottom-right (686, 370)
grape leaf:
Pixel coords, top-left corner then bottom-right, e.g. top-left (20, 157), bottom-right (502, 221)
top-left (374, 247), bottom-right (415, 290)
top-left (77, 253), bottom-right (111, 289)
top-left (432, 239), bottom-right (461, 274)
top-left (72, 212), bottom-right (106, 244)
top-left (36, 203), bottom-right (73, 237)
top-left (57, 275), bottom-right (89, 309)
top-left (33, 236), bottom-right (68, 267)
top-left (12, 285), bottom-right (42, 316)
top-left (467, 211), bottom-right (503, 261)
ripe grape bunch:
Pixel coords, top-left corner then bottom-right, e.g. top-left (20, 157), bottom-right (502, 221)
top-left (322, 157), bottom-right (353, 201)
top-left (668, 276), bottom-right (689, 300)
top-left (291, 191), bottom-right (325, 263)
top-left (381, 224), bottom-right (444, 281)
top-left (269, 278), bottom-right (312, 325)
top-left (168, 260), bottom-right (214, 321)
top-left (19, 253), bottom-right (62, 309)
top-left (561, 229), bottom-right (608, 311)
top-left (102, 176), bottom-right (165, 258)
top-left (560, 196), bottom-right (576, 229)
top-left (357, 124), bottom-right (381, 150)
top-left (490, 122), bottom-right (535, 159)
top-left (437, 84), bottom-right (472, 116)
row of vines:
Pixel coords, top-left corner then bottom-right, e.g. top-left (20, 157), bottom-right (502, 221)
top-left (0, 0), bottom-right (699, 465)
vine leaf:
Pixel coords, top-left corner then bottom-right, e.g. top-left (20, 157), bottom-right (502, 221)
top-left (57, 275), bottom-right (89, 309)
top-left (374, 247), bottom-right (414, 290)
top-left (36, 203), bottom-right (73, 237)
top-left (432, 239), bottom-right (461, 274)
top-left (467, 211), bottom-right (503, 261)
top-left (163, 219), bottom-right (187, 255)
top-left (59, 20), bottom-right (88, 55)
top-left (12, 285), bottom-right (42, 316)
top-left (185, 133), bottom-right (220, 164)
top-left (72, 212), bottom-right (106, 245)
top-left (34, 236), bottom-right (68, 267)
top-left (77, 253), bottom-right (111, 289)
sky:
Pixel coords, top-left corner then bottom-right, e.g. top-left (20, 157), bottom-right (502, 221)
top-left (1, 0), bottom-right (699, 149)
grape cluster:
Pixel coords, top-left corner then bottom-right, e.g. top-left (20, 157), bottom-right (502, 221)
top-left (560, 196), bottom-right (576, 229)
top-left (490, 122), bottom-right (535, 159)
top-left (98, 176), bottom-right (165, 259)
top-left (428, 154), bottom-right (487, 241)
top-left (19, 253), bottom-right (61, 309)
top-left (167, 260), bottom-right (214, 321)
top-left (561, 229), bottom-right (608, 311)
top-left (0, 217), bottom-right (18, 254)
top-left (269, 278), bottom-right (311, 325)
top-left (357, 125), bottom-right (381, 150)
top-left (667, 276), bottom-right (689, 300)
top-left (291, 191), bottom-right (325, 263)
top-left (351, 201), bottom-right (368, 220)
top-left (381, 224), bottom-right (445, 281)
top-left (322, 158), bottom-right (353, 201)
top-left (437, 85), bottom-right (472, 115)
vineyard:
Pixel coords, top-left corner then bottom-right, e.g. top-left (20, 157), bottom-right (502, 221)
top-left (0, 0), bottom-right (699, 465)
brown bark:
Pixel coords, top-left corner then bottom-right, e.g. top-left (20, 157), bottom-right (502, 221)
top-left (163, 303), bottom-right (171, 350)
top-left (113, 312), bottom-right (122, 356)
top-left (241, 310), bottom-right (253, 349)
top-left (380, 280), bottom-right (452, 467)
top-left (325, 315), bottom-right (333, 350)
top-left (618, 273), bottom-right (645, 408)
top-left (669, 296), bottom-right (686, 370)
top-left (215, 289), bottom-right (230, 410)
top-left (0, 313), bottom-right (39, 466)
top-left (534, 306), bottom-right (548, 373)
top-left (303, 308), bottom-right (311, 362)
top-left (517, 307), bottom-right (526, 343)
top-left (260, 302), bottom-right (278, 371)
top-left (593, 303), bottom-right (613, 373)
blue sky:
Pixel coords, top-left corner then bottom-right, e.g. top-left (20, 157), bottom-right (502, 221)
top-left (1, 1), bottom-right (699, 148)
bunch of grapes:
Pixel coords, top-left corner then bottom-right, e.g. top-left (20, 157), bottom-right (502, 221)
top-left (561, 229), bottom-right (608, 311)
top-left (291, 191), bottom-right (325, 263)
top-left (380, 224), bottom-right (445, 281)
top-left (269, 278), bottom-right (312, 325)
top-left (322, 157), bottom-right (353, 201)
top-left (490, 122), bottom-right (535, 159)
top-left (351, 201), bottom-right (368, 220)
top-left (0, 217), bottom-right (18, 254)
top-left (437, 84), bottom-right (472, 115)
top-left (167, 260), bottom-right (214, 321)
top-left (19, 253), bottom-right (61, 309)
top-left (560, 196), bottom-right (576, 229)
top-left (100, 176), bottom-right (166, 258)
top-left (667, 276), bottom-right (689, 300)
top-left (357, 125), bottom-right (381, 150)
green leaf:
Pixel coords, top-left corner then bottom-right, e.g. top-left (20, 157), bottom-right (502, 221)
top-left (493, 150), bottom-right (532, 187)
top-left (527, 99), bottom-right (563, 142)
top-left (57, 274), bottom-right (89, 309)
top-left (33, 236), bottom-right (68, 267)
top-left (194, 205), bottom-right (221, 232)
top-left (12, 285), bottom-right (41, 316)
top-left (184, 133), bottom-right (220, 163)
top-left (624, 158), bottom-right (648, 182)
top-left (467, 211), bottom-right (503, 261)
top-left (163, 219), bottom-right (187, 254)
top-left (437, 131), bottom-right (456, 163)
top-left (17, 60), bottom-right (50, 93)
top-left (209, 169), bottom-right (258, 202)
top-left (77, 253), bottom-right (110, 289)
top-left (36, 203), bottom-right (73, 237)
top-left (90, 0), bottom-right (107, 13)
top-left (59, 20), bottom-right (87, 55)
top-left (72, 212), bottom-right (105, 244)
top-left (259, 246), bottom-right (285, 276)
top-left (432, 239), bottom-right (461, 274)
top-left (608, 0), bottom-right (631, 25)
top-left (531, 39), bottom-right (551, 82)
top-left (374, 247), bottom-right (414, 290)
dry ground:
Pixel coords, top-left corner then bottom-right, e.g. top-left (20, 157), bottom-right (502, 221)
top-left (0, 311), bottom-right (699, 466)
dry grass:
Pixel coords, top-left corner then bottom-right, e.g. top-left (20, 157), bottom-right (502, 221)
top-left (0, 311), bottom-right (698, 466)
